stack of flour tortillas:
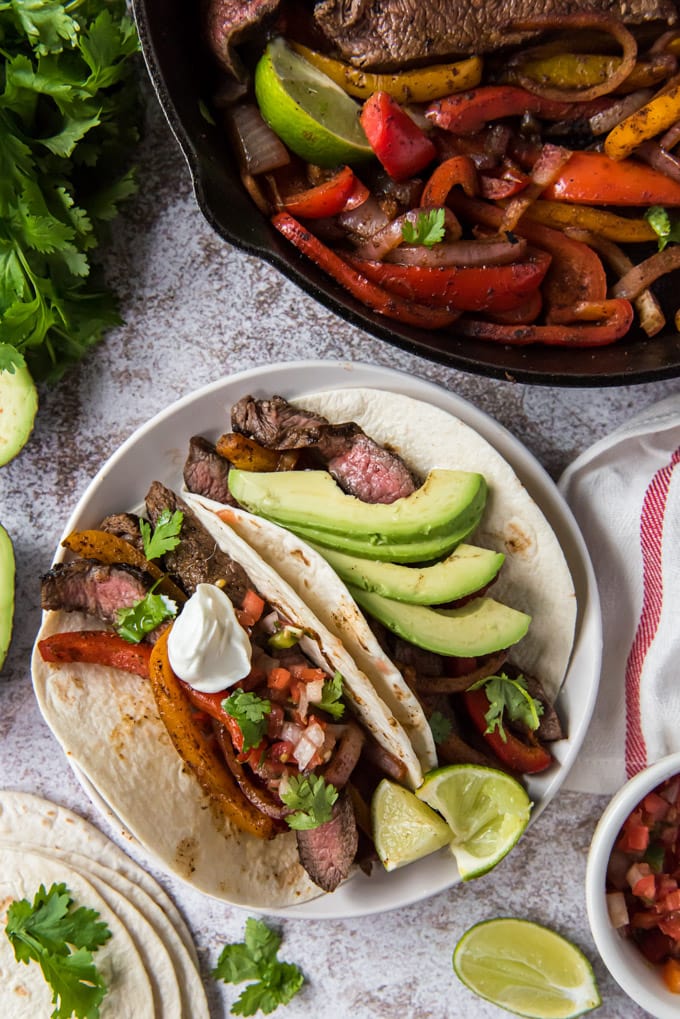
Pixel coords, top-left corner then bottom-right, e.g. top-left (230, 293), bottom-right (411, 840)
top-left (0, 790), bottom-right (209, 1018)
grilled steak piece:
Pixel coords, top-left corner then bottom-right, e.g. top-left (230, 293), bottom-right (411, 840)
top-left (231, 395), bottom-right (417, 503)
top-left (314, 0), bottom-right (677, 69)
top-left (145, 481), bottom-right (250, 604)
top-left (41, 560), bottom-right (153, 622)
top-left (183, 436), bottom-right (236, 506)
top-left (295, 789), bottom-right (358, 892)
top-left (99, 512), bottom-right (144, 553)
top-left (204, 0), bottom-right (280, 77)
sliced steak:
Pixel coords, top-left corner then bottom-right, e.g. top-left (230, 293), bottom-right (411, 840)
top-left (183, 436), bottom-right (236, 506)
top-left (314, 0), bottom-right (677, 69)
top-left (295, 789), bottom-right (358, 892)
top-left (41, 560), bottom-right (153, 623)
top-left (145, 481), bottom-right (250, 604)
top-left (99, 512), bottom-right (144, 553)
top-left (231, 394), bottom-right (417, 503)
top-left (204, 0), bottom-right (280, 77)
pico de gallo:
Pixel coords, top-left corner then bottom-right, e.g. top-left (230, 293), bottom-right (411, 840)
top-left (606, 773), bottom-right (680, 992)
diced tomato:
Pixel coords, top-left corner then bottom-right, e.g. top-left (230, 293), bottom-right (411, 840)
top-left (632, 874), bottom-right (657, 901)
top-left (267, 667), bottom-right (292, 691)
top-left (289, 665), bottom-right (327, 684)
top-left (659, 913), bottom-right (680, 940)
top-left (663, 958), bottom-right (680, 993)
top-left (644, 792), bottom-right (671, 823)
top-left (663, 890), bottom-right (680, 913)
top-left (617, 820), bottom-right (650, 853)
top-left (360, 91), bottom-right (436, 181)
top-left (237, 589), bottom-right (266, 628)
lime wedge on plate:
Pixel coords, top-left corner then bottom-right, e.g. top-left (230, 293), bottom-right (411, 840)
top-left (372, 778), bottom-right (451, 871)
top-left (416, 764), bottom-right (532, 879)
top-left (453, 918), bottom-right (601, 1018)
top-left (254, 37), bottom-right (374, 167)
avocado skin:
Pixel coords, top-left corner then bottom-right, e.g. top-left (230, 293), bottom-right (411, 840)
top-left (228, 468), bottom-right (487, 544)
top-left (0, 363), bottom-right (38, 467)
top-left (308, 542), bottom-right (505, 604)
top-left (348, 586), bottom-right (531, 657)
top-left (0, 524), bottom-right (15, 670)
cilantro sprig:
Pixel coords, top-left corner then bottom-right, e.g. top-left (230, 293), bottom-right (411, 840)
top-left (645, 205), bottom-right (680, 251)
top-left (0, 0), bottom-right (141, 381)
top-left (314, 670), bottom-right (345, 720)
top-left (401, 208), bottom-right (446, 247)
top-left (222, 689), bottom-right (272, 752)
top-left (5, 881), bottom-right (112, 1019)
top-left (280, 773), bottom-right (338, 831)
top-left (429, 710), bottom-right (452, 744)
top-left (469, 672), bottom-right (543, 743)
top-left (140, 508), bottom-right (184, 561)
top-left (115, 586), bottom-right (177, 643)
top-left (213, 918), bottom-right (305, 1016)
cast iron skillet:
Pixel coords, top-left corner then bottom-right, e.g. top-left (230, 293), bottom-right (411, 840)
top-left (133, 0), bottom-right (680, 386)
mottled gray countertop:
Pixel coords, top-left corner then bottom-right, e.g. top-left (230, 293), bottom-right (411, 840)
top-left (2, 76), bottom-right (680, 1019)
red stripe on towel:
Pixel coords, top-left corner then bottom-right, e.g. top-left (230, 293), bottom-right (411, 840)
top-left (625, 447), bottom-right (680, 777)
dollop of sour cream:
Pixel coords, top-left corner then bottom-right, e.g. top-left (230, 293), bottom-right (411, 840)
top-left (167, 583), bottom-right (252, 693)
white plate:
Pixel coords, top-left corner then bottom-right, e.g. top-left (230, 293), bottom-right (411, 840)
top-left (57, 359), bottom-right (602, 919)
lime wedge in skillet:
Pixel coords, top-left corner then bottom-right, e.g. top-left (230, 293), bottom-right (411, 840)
top-left (254, 37), bottom-right (374, 167)
top-left (453, 918), bottom-right (601, 1018)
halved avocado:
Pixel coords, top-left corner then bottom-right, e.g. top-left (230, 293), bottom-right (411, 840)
top-left (348, 586), bottom-right (531, 657)
top-left (309, 542), bottom-right (505, 604)
top-left (0, 524), bottom-right (15, 670)
top-left (0, 363), bottom-right (38, 467)
top-left (228, 468), bottom-right (487, 543)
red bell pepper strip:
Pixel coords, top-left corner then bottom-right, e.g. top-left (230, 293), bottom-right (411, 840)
top-left (420, 155), bottom-right (478, 206)
top-left (272, 211), bottom-right (461, 329)
top-left (38, 630), bottom-right (152, 677)
top-left (463, 688), bottom-right (553, 773)
top-left (455, 297), bottom-right (634, 347)
top-left (542, 151), bottom-right (680, 206)
top-left (343, 250), bottom-right (551, 312)
top-left (181, 683), bottom-right (247, 750)
top-left (360, 91), bottom-right (436, 181)
top-left (426, 86), bottom-right (609, 136)
top-left (479, 162), bottom-right (530, 201)
top-left (282, 166), bottom-right (363, 219)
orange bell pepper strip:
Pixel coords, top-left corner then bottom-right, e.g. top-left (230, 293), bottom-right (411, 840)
top-left (542, 151), bottom-right (680, 206)
top-left (463, 688), bottom-right (553, 772)
top-left (38, 630), bottom-right (153, 677)
top-left (420, 155), bottom-right (478, 206)
top-left (271, 211), bottom-right (461, 329)
top-left (360, 92), bottom-right (436, 181)
top-left (148, 628), bottom-right (277, 839)
top-left (62, 530), bottom-right (187, 604)
top-left (281, 166), bottom-right (367, 219)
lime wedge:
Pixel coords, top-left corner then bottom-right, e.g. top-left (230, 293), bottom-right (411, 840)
top-left (453, 918), bottom-right (601, 1019)
top-left (372, 778), bottom-right (452, 871)
top-left (254, 37), bottom-right (374, 167)
top-left (416, 765), bottom-right (531, 879)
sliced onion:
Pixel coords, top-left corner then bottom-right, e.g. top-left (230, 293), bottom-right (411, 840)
top-left (635, 140), bottom-right (680, 184)
top-left (227, 103), bottom-right (290, 175)
top-left (353, 207), bottom-right (460, 260)
top-left (626, 861), bottom-right (651, 889)
top-left (611, 246), bottom-right (680, 300)
top-left (386, 235), bottom-right (528, 267)
top-left (260, 611), bottom-right (280, 634)
top-left (338, 195), bottom-right (389, 239)
top-left (500, 143), bottom-right (571, 233)
top-left (294, 722), bottom-right (326, 770)
top-left (589, 89), bottom-right (654, 136)
top-left (660, 118), bottom-right (680, 151)
top-left (280, 721), bottom-right (304, 745)
top-left (606, 891), bottom-right (630, 929)
top-left (509, 14), bottom-right (638, 102)
top-left (297, 683), bottom-right (309, 721)
top-left (305, 678), bottom-right (325, 704)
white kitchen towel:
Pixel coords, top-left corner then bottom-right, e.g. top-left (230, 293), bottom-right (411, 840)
top-left (558, 392), bottom-right (680, 795)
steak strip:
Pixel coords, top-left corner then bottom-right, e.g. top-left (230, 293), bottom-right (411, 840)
top-left (295, 789), bottom-right (358, 892)
top-left (183, 435), bottom-right (236, 506)
top-left (41, 560), bottom-right (154, 623)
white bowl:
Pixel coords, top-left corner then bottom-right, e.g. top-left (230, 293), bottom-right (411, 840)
top-left (586, 751), bottom-right (680, 1019)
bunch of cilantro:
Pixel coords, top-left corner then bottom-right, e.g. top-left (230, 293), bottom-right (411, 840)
top-left (0, 0), bottom-right (141, 382)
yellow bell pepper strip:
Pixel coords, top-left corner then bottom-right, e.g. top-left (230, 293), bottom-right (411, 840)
top-left (542, 151), bottom-right (680, 206)
top-left (504, 53), bottom-right (676, 94)
top-left (605, 75), bottom-right (680, 161)
top-left (290, 42), bottom-right (483, 103)
top-left (515, 199), bottom-right (658, 243)
top-left (455, 298), bottom-right (633, 346)
top-left (61, 529), bottom-right (187, 604)
top-left (272, 211), bottom-right (461, 329)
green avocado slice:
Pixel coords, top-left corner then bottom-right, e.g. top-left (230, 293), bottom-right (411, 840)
top-left (0, 524), bottom-right (15, 670)
top-left (308, 542), bottom-right (505, 604)
top-left (348, 586), bottom-right (531, 658)
top-left (0, 363), bottom-right (38, 467)
top-left (228, 467), bottom-right (487, 544)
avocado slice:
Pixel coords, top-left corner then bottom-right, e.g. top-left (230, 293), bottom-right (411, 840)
top-left (348, 586), bottom-right (531, 657)
top-left (308, 542), bottom-right (505, 604)
top-left (0, 524), bottom-right (15, 670)
top-left (0, 363), bottom-right (38, 467)
top-left (228, 468), bottom-right (487, 544)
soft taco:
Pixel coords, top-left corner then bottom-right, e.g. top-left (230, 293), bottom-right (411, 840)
top-left (182, 387), bottom-right (576, 775)
top-left (32, 482), bottom-right (423, 906)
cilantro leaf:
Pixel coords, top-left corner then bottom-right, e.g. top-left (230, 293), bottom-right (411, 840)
top-left (222, 690), bottom-right (271, 752)
top-left (5, 882), bottom-right (112, 1019)
top-left (280, 774), bottom-right (338, 830)
top-left (115, 590), bottom-right (177, 644)
top-left (469, 673), bottom-right (543, 743)
top-left (401, 208), bottom-right (446, 247)
top-left (314, 670), bottom-right (345, 719)
top-left (213, 918), bottom-right (305, 1017)
top-left (140, 508), bottom-right (184, 561)
top-left (429, 710), bottom-right (452, 744)
top-left (645, 205), bottom-right (680, 251)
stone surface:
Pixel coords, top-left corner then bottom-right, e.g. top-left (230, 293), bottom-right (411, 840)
top-left (1, 72), bottom-right (678, 1018)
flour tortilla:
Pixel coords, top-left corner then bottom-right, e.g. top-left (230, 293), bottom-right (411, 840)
top-left (293, 388), bottom-right (577, 700)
